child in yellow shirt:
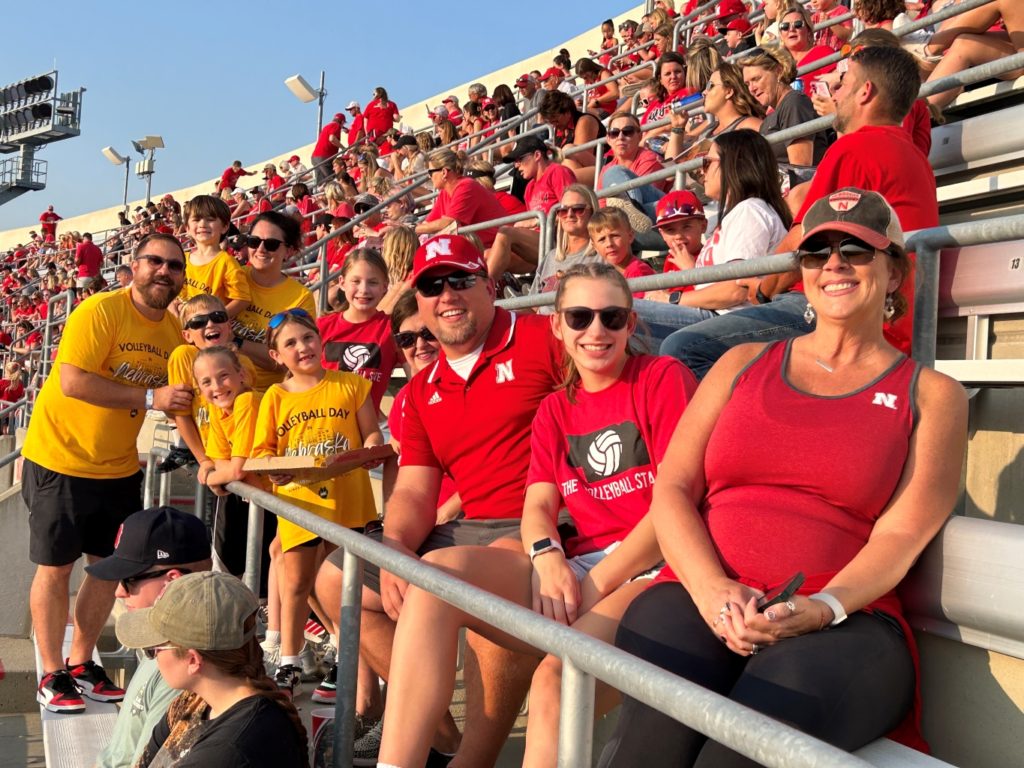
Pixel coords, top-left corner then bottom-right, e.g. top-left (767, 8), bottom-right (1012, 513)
top-left (180, 195), bottom-right (250, 317)
top-left (252, 308), bottom-right (383, 695)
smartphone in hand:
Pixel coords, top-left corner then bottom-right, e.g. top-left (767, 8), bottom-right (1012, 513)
top-left (757, 572), bottom-right (805, 612)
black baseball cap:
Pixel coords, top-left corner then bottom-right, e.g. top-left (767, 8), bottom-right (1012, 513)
top-left (503, 135), bottom-right (550, 164)
top-left (85, 506), bottom-right (211, 581)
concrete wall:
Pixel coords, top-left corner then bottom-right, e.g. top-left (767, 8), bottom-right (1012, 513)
top-left (0, 5), bottom-right (645, 251)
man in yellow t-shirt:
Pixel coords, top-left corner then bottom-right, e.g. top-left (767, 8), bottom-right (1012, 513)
top-left (21, 234), bottom-right (193, 714)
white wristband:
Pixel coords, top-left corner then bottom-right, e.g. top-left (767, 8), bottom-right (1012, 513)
top-left (808, 592), bottom-right (847, 627)
top-left (144, 388), bottom-right (155, 410)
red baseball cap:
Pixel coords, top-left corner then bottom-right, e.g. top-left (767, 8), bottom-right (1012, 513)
top-left (515, 73), bottom-right (532, 86)
top-left (332, 202), bottom-right (356, 220)
top-left (288, 155), bottom-right (300, 164)
top-left (540, 67), bottom-right (564, 82)
top-left (655, 191), bottom-right (706, 227)
top-left (333, 112), bottom-right (346, 121)
top-left (411, 235), bottom-right (487, 282)
top-left (726, 17), bottom-right (752, 33)
top-left (716, 0), bottom-right (746, 19)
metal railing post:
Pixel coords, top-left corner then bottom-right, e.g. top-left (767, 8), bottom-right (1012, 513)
top-left (158, 469), bottom-right (171, 506)
top-left (242, 498), bottom-right (264, 594)
top-left (142, 451), bottom-right (156, 508)
top-left (334, 547), bottom-right (364, 768)
top-left (193, 479), bottom-right (207, 519)
top-left (557, 656), bottom-right (595, 768)
top-left (912, 245), bottom-right (940, 369)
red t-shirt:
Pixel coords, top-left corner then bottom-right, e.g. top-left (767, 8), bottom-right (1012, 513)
top-left (425, 177), bottom-right (510, 247)
top-left (599, 148), bottom-right (670, 193)
top-left (795, 125), bottom-right (938, 354)
top-left (525, 163), bottom-right (577, 215)
top-left (317, 311), bottom-right (399, 412)
top-left (903, 99), bottom-right (932, 157)
top-left (219, 167), bottom-right (251, 190)
top-left (495, 190), bottom-right (528, 217)
top-left (623, 258), bottom-right (656, 298)
top-left (363, 99), bottom-right (400, 140)
top-left (0, 378), bottom-right (24, 402)
top-left (795, 45), bottom-right (838, 92)
top-left (245, 198), bottom-right (272, 227)
top-left (401, 309), bottom-right (563, 520)
top-left (326, 240), bottom-right (355, 273)
top-left (389, 384), bottom-right (457, 508)
top-left (527, 355), bottom-right (696, 556)
top-left (347, 113), bottom-right (365, 146)
top-left (313, 121), bottom-right (342, 158)
top-left (812, 6), bottom-right (852, 52)
top-left (39, 211), bottom-right (60, 235)
top-left (265, 174), bottom-right (285, 196)
top-left (75, 241), bottom-right (103, 278)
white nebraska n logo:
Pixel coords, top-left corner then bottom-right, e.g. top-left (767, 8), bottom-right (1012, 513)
top-left (871, 392), bottom-right (898, 410)
top-left (495, 361), bottom-right (515, 384)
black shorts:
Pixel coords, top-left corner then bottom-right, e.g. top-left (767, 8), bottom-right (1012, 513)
top-left (23, 458), bottom-right (144, 566)
top-left (326, 516), bottom-right (524, 594)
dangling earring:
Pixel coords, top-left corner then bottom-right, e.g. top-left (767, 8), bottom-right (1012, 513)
top-left (804, 303), bottom-right (816, 325)
top-left (884, 294), bottom-right (896, 321)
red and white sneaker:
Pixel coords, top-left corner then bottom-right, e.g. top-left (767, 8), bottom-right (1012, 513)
top-left (37, 670), bottom-right (86, 713)
top-left (67, 660), bottom-right (125, 702)
top-left (304, 618), bottom-right (328, 645)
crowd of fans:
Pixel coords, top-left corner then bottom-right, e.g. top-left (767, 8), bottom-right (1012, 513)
top-left (7, 0), bottom-right (1021, 766)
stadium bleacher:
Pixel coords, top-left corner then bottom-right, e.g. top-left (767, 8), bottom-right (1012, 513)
top-left (1, 1), bottom-right (1023, 766)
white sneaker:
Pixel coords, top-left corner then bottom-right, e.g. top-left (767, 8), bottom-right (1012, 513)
top-left (260, 638), bottom-right (280, 675)
top-left (298, 642), bottom-right (321, 679)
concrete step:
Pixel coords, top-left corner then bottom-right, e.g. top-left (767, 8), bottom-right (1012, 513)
top-left (0, 713), bottom-right (45, 768)
top-left (0, 637), bottom-right (39, 714)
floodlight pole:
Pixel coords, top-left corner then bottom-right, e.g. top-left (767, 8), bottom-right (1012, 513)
top-left (317, 70), bottom-right (326, 136)
top-left (122, 159), bottom-right (130, 213)
top-left (144, 148), bottom-right (155, 205)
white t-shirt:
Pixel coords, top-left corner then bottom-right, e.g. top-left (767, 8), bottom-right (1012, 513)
top-left (694, 197), bottom-right (788, 308)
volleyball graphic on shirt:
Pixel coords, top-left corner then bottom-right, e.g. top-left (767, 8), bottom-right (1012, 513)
top-left (587, 429), bottom-right (623, 478)
top-left (567, 421), bottom-right (651, 484)
top-left (323, 341), bottom-right (381, 372)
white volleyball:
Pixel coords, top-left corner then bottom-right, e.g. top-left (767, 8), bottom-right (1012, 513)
top-left (587, 429), bottom-right (622, 478)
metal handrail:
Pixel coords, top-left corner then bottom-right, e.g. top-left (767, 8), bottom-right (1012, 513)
top-left (225, 478), bottom-right (872, 768)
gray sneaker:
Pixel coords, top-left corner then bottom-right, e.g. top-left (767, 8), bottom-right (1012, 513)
top-left (351, 717), bottom-right (382, 767)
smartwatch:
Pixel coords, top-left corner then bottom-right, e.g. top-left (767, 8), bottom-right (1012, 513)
top-left (668, 290), bottom-right (682, 305)
top-left (808, 592), bottom-right (848, 627)
top-left (756, 287), bottom-right (771, 305)
top-left (528, 537), bottom-right (565, 562)
top-left (144, 388), bottom-right (155, 410)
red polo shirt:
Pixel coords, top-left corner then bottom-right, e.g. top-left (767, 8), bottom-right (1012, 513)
top-left (425, 177), bottom-right (510, 246)
top-left (313, 121), bottom-right (342, 159)
top-left (400, 309), bottom-right (562, 519)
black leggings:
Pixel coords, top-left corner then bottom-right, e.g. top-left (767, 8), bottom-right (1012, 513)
top-left (597, 582), bottom-right (914, 768)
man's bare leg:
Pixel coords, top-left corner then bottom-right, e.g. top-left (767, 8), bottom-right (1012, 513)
top-left (67, 554), bottom-right (118, 666)
top-left (31, 562), bottom-right (74, 673)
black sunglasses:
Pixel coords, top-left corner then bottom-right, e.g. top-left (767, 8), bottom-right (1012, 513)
top-left (183, 310), bottom-right (229, 330)
top-left (561, 306), bottom-right (631, 332)
top-left (797, 238), bottom-right (879, 269)
top-left (415, 270), bottom-right (481, 298)
top-left (245, 236), bottom-right (283, 252)
top-left (120, 567), bottom-right (191, 594)
top-left (135, 254), bottom-right (185, 273)
top-left (607, 127), bottom-right (640, 140)
top-left (394, 327), bottom-right (437, 349)
top-left (427, 167), bottom-right (445, 175)
top-left (268, 307), bottom-right (313, 330)
top-left (779, 20), bottom-right (806, 31)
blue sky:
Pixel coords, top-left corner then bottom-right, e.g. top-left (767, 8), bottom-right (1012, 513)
top-left (1, 0), bottom-right (631, 232)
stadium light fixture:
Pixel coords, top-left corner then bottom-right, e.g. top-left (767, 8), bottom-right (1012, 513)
top-left (131, 134), bottom-right (165, 204)
top-left (285, 71), bottom-right (326, 138)
top-left (102, 145), bottom-right (132, 213)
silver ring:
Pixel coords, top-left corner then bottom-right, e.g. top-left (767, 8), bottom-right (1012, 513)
top-left (785, 600), bottom-right (796, 612)
top-left (750, 643), bottom-right (760, 655)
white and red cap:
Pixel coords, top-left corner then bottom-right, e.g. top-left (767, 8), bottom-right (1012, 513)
top-left (346, 101), bottom-right (360, 110)
top-left (799, 188), bottom-right (905, 251)
top-left (655, 190), bottom-right (706, 227)
top-left (411, 235), bottom-right (486, 282)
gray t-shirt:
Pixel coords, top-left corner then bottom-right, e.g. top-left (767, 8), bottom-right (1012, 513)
top-left (528, 244), bottom-right (603, 313)
top-left (96, 654), bottom-right (178, 768)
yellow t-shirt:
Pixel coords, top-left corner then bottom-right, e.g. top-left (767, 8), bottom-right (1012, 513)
top-left (166, 345), bottom-right (257, 447)
top-left (22, 289), bottom-right (183, 479)
top-left (232, 270), bottom-right (316, 392)
top-left (181, 250), bottom-right (251, 305)
top-left (252, 370), bottom-right (376, 550)
top-left (206, 390), bottom-right (262, 461)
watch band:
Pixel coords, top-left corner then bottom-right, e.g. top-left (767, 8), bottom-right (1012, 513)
top-left (529, 537), bottom-right (565, 562)
top-left (808, 592), bottom-right (847, 627)
top-left (756, 287), bottom-right (771, 305)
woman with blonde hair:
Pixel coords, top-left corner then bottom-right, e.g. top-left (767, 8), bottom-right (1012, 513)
top-left (464, 156), bottom-right (527, 216)
top-left (667, 61), bottom-right (765, 158)
top-left (377, 225), bottom-right (418, 314)
top-left (528, 184), bottom-right (601, 301)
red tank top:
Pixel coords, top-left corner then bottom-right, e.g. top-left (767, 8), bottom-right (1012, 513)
top-left (657, 340), bottom-right (928, 751)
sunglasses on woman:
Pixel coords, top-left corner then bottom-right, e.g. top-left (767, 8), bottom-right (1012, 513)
top-left (556, 204), bottom-right (592, 218)
top-left (183, 310), bottom-right (229, 330)
top-left (607, 126), bottom-right (640, 140)
top-left (561, 306), bottom-right (631, 331)
top-left (268, 307), bottom-right (312, 330)
top-left (394, 327), bottom-right (437, 349)
top-left (797, 238), bottom-right (879, 269)
top-left (779, 20), bottom-right (806, 31)
top-left (245, 236), bottom-right (283, 252)
top-left (415, 270), bottom-right (481, 298)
